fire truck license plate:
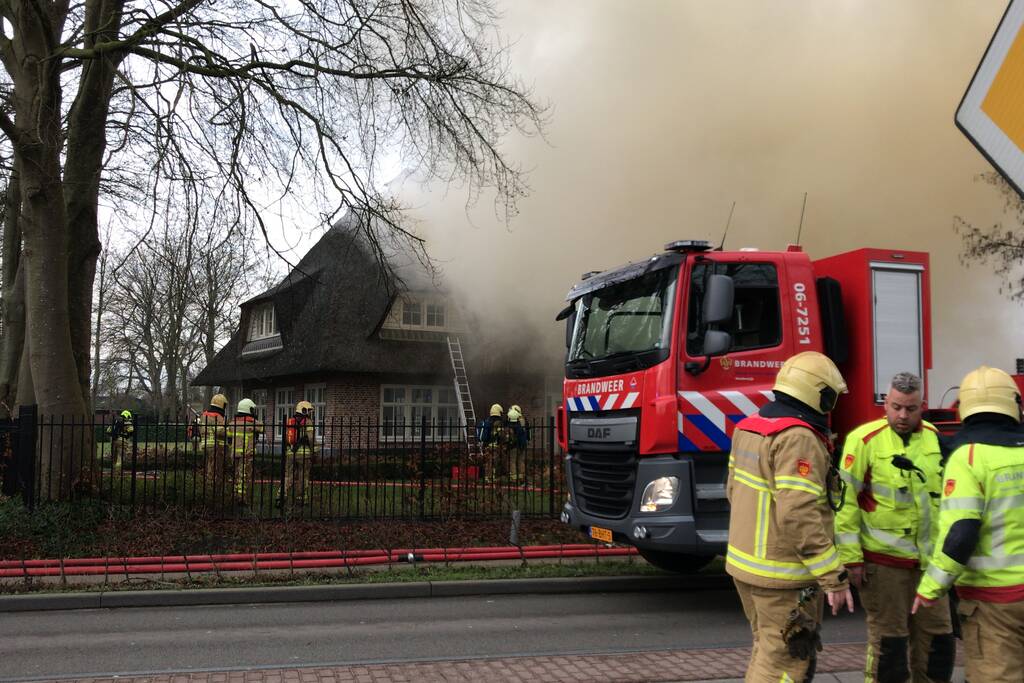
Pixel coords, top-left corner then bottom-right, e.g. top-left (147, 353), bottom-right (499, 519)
top-left (589, 526), bottom-right (613, 543)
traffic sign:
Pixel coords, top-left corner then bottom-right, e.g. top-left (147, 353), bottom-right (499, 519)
top-left (958, 0), bottom-right (1024, 197)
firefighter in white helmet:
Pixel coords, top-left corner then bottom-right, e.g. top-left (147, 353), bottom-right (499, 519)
top-left (283, 400), bottom-right (316, 508)
top-left (228, 398), bottom-right (264, 506)
top-left (835, 371), bottom-right (953, 683)
top-left (914, 366), bottom-right (1024, 682)
top-left (201, 394), bottom-right (230, 504)
top-left (727, 351), bottom-right (854, 682)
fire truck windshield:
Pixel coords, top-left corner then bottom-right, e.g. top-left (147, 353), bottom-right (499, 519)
top-left (568, 268), bottom-right (677, 368)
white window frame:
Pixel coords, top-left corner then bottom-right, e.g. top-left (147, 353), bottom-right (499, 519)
top-left (304, 383), bottom-right (327, 441)
top-left (380, 384), bottom-right (460, 440)
top-left (425, 303), bottom-right (446, 327)
top-left (275, 387), bottom-right (294, 432)
top-left (251, 389), bottom-right (269, 424)
top-left (401, 300), bottom-right (422, 326)
top-left (248, 303), bottom-right (278, 341)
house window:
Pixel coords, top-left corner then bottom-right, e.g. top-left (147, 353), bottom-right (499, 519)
top-left (426, 304), bottom-right (446, 327)
top-left (402, 301), bottom-right (422, 326)
top-left (381, 385), bottom-right (460, 439)
top-left (275, 387), bottom-right (294, 431)
top-left (304, 383), bottom-right (326, 440)
top-left (248, 303), bottom-right (278, 340)
top-left (251, 389), bottom-right (269, 424)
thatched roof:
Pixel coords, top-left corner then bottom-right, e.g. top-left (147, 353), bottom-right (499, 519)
top-left (193, 215), bottom-right (451, 387)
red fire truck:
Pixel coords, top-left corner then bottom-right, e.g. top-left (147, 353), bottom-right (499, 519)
top-left (556, 240), bottom-right (940, 572)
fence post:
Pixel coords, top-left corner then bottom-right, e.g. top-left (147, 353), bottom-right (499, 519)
top-left (278, 417), bottom-right (288, 513)
top-left (548, 415), bottom-right (556, 516)
top-left (418, 414), bottom-right (427, 520)
top-left (129, 418), bottom-right (139, 513)
top-left (17, 404), bottom-right (37, 510)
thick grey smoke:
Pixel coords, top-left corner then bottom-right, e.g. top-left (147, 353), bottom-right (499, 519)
top-left (398, 0), bottom-right (1024, 405)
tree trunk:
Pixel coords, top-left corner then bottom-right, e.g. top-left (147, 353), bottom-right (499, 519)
top-left (0, 173), bottom-right (24, 417)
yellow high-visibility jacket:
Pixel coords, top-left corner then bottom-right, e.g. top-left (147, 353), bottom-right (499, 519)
top-left (918, 439), bottom-right (1024, 603)
top-left (835, 418), bottom-right (944, 569)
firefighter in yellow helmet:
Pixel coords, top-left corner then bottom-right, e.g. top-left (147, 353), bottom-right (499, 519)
top-left (106, 409), bottom-right (134, 472)
top-left (913, 366), bottom-right (1024, 682)
top-left (283, 400), bottom-right (316, 508)
top-left (835, 371), bottom-right (952, 683)
top-left (726, 351), bottom-right (854, 682)
top-left (228, 398), bottom-right (264, 506)
top-left (507, 404), bottom-right (529, 483)
top-left (201, 394), bottom-right (230, 505)
top-left (476, 403), bottom-right (508, 482)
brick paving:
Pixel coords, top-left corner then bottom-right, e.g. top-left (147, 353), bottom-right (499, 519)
top-left (37, 643), bottom-right (871, 682)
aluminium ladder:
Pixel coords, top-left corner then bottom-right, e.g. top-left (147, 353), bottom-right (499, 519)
top-left (446, 335), bottom-right (479, 457)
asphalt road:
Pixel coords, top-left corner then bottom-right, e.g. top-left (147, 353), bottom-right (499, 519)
top-left (0, 588), bottom-right (866, 681)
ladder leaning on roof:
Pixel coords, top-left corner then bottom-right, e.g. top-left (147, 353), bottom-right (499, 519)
top-left (446, 336), bottom-right (479, 457)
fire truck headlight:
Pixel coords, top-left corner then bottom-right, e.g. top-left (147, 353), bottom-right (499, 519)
top-left (639, 476), bottom-right (679, 512)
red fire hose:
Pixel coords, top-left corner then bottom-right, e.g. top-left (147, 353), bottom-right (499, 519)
top-left (0, 544), bottom-right (638, 578)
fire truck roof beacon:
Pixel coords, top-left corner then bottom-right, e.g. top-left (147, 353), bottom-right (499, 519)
top-left (664, 240), bottom-right (712, 253)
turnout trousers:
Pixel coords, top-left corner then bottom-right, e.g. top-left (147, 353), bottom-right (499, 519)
top-left (734, 578), bottom-right (823, 683)
top-left (859, 562), bottom-right (954, 683)
top-left (957, 598), bottom-right (1024, 683)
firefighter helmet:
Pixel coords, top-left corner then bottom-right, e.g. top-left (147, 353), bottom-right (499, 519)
top-left (295, 400), bottom-right (314, 415)
top-left (508, 405), bottom-right (522, 421)
top-left (490, 403), bottom-right (503, 417)
top-left (120, 409), bottom-right (132, 420)
top-left (958, 365), bottom-right (1022, 422)
top-left (210, 394), bottom-right (228, 410)
top-left (773, 351), bottom-right (848, 414)
top-left (236, 398), bottom-right (256, 416)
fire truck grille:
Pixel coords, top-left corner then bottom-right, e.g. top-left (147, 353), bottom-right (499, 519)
top-left (570, 449), bottom-right (637, 519)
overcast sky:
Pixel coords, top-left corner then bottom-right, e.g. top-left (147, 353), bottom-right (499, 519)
top-left (377, 0), bottom-right (1024, 404)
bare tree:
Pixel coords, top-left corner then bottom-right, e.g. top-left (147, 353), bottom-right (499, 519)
top-left (101, 218), bottom-right (273, 417)
top-left (0, 0), bottom-right (544, 496)
top-left (956, 172), bottom-right (1024, 302)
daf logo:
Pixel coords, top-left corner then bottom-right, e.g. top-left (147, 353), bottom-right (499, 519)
top-left (587, 427), bottom-right (612, 439)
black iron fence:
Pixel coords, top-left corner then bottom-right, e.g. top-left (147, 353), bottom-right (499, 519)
top-left (6, 410), bottom-right (567, 520)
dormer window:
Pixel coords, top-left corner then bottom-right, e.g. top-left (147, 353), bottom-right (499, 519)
top-left (248, 303), bottom-right (278, 340)
top-left (426, 303), bottom-right (445, 327)
top-left (402, 301), bottom-right (422, 325)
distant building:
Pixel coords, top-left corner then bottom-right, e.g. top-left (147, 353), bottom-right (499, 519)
top-left (194, 215), bottom-right (557, 443)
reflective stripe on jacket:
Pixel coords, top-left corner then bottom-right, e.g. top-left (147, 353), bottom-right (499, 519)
top-left (725, 415), bottom-right (845, 591)
top-left (835, 418), bottom-right (943, 569)
top-left (917, 441), bottom-right (1024, 603)
top-left (227, 415), bottom-right (264, 455)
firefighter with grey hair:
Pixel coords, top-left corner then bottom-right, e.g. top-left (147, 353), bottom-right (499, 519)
top-left (835, 371), bottom-right (954, 682)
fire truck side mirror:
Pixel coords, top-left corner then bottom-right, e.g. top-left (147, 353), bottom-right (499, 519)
top-left (704, 274), bottom-right (734, 324)
top-left (703, 330), bottom-right (732, 357)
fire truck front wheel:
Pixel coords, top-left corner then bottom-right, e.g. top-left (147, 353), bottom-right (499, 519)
top-left (637, 548), bottom-right (716, 574)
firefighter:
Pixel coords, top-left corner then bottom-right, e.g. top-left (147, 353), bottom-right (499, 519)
top-left (228, 398), bottom-right (264, 505)
top-left (913, 365), bottom-right (1024, 682)
top-left (107, 409), bottom-right (134, 471)
top-left (507, 404), bottom-right (530, 483)
top-left (835, 372), bottom-right (953, 683)
top-left (200, 394), bottom-right (229, 502)
top-left (283, 400), bottom-right (315, 507)
top-left (477, 403), bottom-right (508, 481)
top-left (726, 351), bottom-right (854, 682)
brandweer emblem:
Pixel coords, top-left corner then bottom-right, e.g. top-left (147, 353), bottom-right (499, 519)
top-left (719, 356), bottom-right (734, 371)
top-left (843, 453), bottom-right (855, 469)
top-left (797, 459), bottom-right (812, 477)
top-left (944, 479), bottom-right (956, 496)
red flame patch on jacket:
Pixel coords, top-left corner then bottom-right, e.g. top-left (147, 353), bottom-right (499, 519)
top-left (797, 459), bottom-right (812, 477)
top-left (945, 479), bottom-right (956, 497)
top-left (843, 453), bottom-right (855, 469)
